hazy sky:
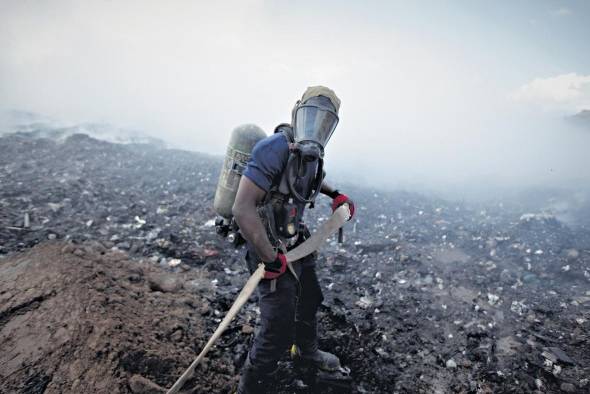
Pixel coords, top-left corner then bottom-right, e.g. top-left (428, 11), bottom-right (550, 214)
top-left (1, 0), bottom-right (589, 192)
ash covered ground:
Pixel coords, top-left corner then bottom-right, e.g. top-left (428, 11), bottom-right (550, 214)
top-left (1, 131), bottom-right (589, 393)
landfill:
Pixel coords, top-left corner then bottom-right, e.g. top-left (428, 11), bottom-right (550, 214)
top-left (1, 131), bottom-right (589, 393)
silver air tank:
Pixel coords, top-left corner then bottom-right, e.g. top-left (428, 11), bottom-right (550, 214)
top-left (214, 124), bottom-right (266, 219)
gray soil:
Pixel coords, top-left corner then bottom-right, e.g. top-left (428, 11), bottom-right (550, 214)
top-left (1, 131), bottom-right (589, 393)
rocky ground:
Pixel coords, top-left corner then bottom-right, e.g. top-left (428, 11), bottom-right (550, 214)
top-left (1, 131), bottom-right (589, 393)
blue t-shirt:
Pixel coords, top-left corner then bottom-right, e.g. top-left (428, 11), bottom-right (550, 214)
top-left (243, 133), bottom-right (289, 192)
top-left (242, 131), bottom-right (318, 268)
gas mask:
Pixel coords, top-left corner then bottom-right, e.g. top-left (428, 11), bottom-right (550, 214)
top-left (293, 95), bottom-right (339, 151)
top-left (268, 87), bottom-right (340, 241)
top-left (286, 91), bottom-right (340, 204)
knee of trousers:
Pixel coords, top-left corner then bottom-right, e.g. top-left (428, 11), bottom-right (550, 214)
top-left (297, 269), bottom-right (324, 321)
top-left (249, 273), bottom-right (298, 369)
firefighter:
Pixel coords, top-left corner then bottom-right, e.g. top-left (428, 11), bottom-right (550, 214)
top-left (232, 86), bottom-right (355, 392)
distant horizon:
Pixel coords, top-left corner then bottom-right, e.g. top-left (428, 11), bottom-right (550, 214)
top-left (2, 111), bottom-right (589, 211)
top-left (2, 0), bottom-right (590, 194)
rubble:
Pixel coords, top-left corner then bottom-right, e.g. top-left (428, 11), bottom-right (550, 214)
top-left (445, 359), bottom-right (457, 369)
top-left (148, 273), bottom-right (182, 293)
top-left (1, 131), bottom-right (589, 393)
top-left (543, 347), bottom-right (575, 366)
top-left (128, 375), bottom-right (165, 394)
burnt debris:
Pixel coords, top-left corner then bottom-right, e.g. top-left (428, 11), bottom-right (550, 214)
top-left (1, 131), bottom-right (589, 393)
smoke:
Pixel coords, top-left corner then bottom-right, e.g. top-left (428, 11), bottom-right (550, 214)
top-left (1, 0), bottom-right (589, 200)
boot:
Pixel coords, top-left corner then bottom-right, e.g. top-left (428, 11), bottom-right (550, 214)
top-left (237, 356), bottom-right (268, 394)
top-left (293, 320), bottom-right (341, 372)
top-left (291, 344), bottom-right (341, 372)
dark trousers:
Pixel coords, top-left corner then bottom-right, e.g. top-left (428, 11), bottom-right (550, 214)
top-left (245, 248), bottom-right (324, 371)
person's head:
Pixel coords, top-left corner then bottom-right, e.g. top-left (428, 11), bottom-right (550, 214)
top-left (291, 86), bottom-right (340, 149)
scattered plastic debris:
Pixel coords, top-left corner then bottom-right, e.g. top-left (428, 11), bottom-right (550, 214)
top-left (0, 131), bottom-right (588, 393)
top-left (446, 359), bottom-right (457, 369)
top-left (168, 258), bottom-right (182, 267)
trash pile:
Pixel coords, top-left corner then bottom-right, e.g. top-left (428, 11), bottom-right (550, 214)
top-left (309, 190), bottom-right (590, 393)
top-left (1, 131), bottom-right (589, 393)
top-left (0, 132), bottom-right (223, 267)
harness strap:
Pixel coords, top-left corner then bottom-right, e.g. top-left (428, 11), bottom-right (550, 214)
top-left (269, 243), bottom-right (298, 293)
top-left (279, 243), bottom-right (299, 282)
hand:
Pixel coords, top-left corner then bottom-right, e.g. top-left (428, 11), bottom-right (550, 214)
top-left (263, 252), bottom-right (288, 279)
top-left (331, 193), bottom-right (355, 221)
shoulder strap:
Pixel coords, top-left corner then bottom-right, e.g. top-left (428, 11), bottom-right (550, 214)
top-left (273, 123), bottom-right (294, 143)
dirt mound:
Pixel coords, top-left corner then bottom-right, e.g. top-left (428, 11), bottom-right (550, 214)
top-left (0, 241), bottom-right (235, 394)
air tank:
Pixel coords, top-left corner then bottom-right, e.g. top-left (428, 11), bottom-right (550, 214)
top-left (214, 124), bottom-right (266, 218)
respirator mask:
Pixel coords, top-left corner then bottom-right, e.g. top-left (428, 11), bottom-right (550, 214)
top-left (287, 94), bottom-right (339, 204)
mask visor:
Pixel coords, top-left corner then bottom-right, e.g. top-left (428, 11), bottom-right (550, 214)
top-left (293, 104), bottom-right (339, 147)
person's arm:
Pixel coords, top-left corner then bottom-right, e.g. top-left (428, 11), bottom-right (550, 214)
top-left (320, 181), bottom-right (355, 220)
top-left (232, 176), bottom-right (276, 262)
top-left (320, 181), bottom-right (338, 198)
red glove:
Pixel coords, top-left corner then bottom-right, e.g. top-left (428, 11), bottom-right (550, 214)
top-left (332, 193), bottom-right (355, 220)
top-left (263, 252), bottom-right (288, 279)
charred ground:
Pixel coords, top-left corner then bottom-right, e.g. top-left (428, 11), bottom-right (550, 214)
top-left (1, 132), bottom-right (589, 393)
